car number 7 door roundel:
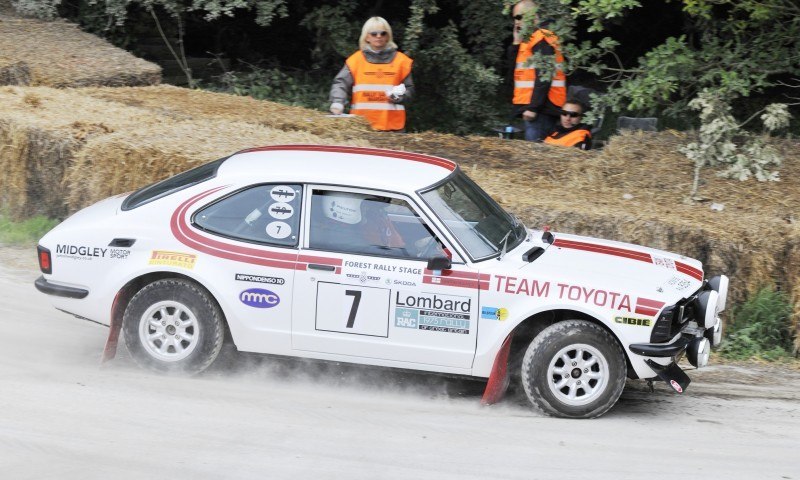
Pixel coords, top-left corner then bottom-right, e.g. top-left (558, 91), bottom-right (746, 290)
top-left (315, 282), bottom-right (391, 337)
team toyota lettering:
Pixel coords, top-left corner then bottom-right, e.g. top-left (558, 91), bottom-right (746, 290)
top-left (494, 275), bottom-right (632, 312)
top-left (239, 288), bottom-right (280, 308)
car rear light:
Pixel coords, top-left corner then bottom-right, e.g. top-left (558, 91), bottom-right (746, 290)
top-left (37, 245), bottom-right (52, 274)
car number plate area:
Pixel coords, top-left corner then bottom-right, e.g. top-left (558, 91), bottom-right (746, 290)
top-left (315, 282), bottom-right (391, 337)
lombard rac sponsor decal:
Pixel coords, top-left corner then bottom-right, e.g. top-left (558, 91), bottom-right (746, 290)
top-left (394, 291), bottom-right (471, 334)
top-left (235, 273), bottom-right (285, 285)
top-left (240, 288), bottom-right (280, 308)
top-left (481, 306), bottom-right (509, 321)
top-left (148, 250), bottom-right (197, 270)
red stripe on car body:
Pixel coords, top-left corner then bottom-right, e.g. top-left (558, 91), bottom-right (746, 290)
top-left (239, 144), bottom-right (457, 171)
top-left (635, 306), bottom-right (660, 316)
top-left (675, 261), bottom-right (703, 281)
top-left (637, 297), bottom-right (666, 309)
top-left (171, 186), bottom-right (320, 271)
top-left (553, 239), bottom-right (653, 263)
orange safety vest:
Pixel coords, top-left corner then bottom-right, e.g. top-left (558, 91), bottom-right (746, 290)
top-left (513, 29), bottom-right (566, 108)
top-left (346, 51), bottom-right (413, 131)
top-left (544, 128), bottom-right (591, 148)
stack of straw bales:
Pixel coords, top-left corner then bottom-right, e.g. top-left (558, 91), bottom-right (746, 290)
top-left (0, 16), bottom-right (160, 87)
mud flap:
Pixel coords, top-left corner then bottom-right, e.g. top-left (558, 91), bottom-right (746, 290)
top-left (646, 359), bottom-right (691, 393)
top-left (101, 289), bottom-right (125, 363)
top-left (481, 334), bottom-right (513, 405)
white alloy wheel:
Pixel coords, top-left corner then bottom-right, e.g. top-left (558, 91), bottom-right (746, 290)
top-left (138, 300), bottom-right (199, 362)
top-left (521, 320), bottom-right (627, 418)
top-left (123, 279), bottom-right (225, 374)
top-left (546, 343), bottom-right (610, 407)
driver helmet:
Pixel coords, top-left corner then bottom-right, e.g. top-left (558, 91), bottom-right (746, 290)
top-left (321, 192), bottom-right (363, 224)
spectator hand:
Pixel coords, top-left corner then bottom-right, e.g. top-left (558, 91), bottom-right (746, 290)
top-left (330, 103), bottom-right (344, 115)
top-left (522, 110), bottom-right (537, 121)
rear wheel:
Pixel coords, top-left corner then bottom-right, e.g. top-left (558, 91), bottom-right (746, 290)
top-left (123, 279), bottom-right (225, 374)
top-left (521, 320), bottom-right (626, 419)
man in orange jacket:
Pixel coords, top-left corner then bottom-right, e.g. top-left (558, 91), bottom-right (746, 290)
top-left (543, 98), bottom-right (593, 150)
top-left (509, 1), bottom-right (566, 141)
top-left (329, 17), bottom-right (414, 132)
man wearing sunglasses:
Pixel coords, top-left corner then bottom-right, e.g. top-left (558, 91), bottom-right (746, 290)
top-left (330, 16), bottom-right (415, 132)
top-left (508, 0), bottom-right (567, 142)
top-left (543, 98), bottom-right (593, 150)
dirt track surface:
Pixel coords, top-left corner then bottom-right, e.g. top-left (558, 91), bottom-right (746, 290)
top-left (1, 245), bottom-right (798, 479)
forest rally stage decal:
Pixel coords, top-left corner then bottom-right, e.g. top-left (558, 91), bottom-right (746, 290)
top-left (492, 275), bottom-right (664, 316)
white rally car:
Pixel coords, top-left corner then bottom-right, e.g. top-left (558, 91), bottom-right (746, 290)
top-left (35, 145), bottom-right (728, 418)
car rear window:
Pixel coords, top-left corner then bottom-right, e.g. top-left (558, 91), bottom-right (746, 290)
top-left (121, 157), bottom-right (227, 211)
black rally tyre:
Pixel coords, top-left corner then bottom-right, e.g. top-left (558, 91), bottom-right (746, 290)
top-left (123, 279), bottom-right (225, 374)
top-left (521, 320), bottom-right (626, 419)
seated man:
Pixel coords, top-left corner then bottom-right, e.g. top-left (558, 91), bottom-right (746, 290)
top-left (543, 98), bottom-right (593, 150)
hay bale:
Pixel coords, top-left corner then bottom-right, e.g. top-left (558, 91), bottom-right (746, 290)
top-left (66, 119), bottom-right (371, 210)
top-left (0, 86), bottom-right (164, 218)
top-left (81, 85), bottom-right (372, 140)
top-left (0, 17), bottom-right (161, 87)
top-left (0, 56), bottom-right (30, 85)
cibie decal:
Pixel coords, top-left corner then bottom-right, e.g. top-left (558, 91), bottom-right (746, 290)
top-left (481, 307), bottom-right (509, 321)
top-left (614, 316), bottom-right (652, 327)
top-left (268, 202), bottom-right (294, 220)
top-left (394, 291), bottom-right (471, 334)
top-left (240, 288), bottom-right (280, 308)
top-left (235, 273), bottom-right (285, 285)
top-left (670, 380), bottom-right (683, 394)
top-left (148, 250), bottom-right (197, 270)
top-left (270, 185), bottom-right (296, 202)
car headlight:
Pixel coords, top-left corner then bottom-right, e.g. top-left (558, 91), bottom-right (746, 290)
top-left (707, 275), bottom-right (729, 312)
top-left (694, 290), bottom-right (719, 329)
top-left (687, 337), bottom-right (710, 368)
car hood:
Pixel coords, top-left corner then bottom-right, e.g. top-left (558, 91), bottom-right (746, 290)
top-left (518, 231), bottom-right (704, 302)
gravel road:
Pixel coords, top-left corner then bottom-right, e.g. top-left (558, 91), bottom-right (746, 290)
top-left (1, 246), bottom-right (798, 480)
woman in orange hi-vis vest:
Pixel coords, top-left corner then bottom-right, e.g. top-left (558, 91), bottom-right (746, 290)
top-left (330, 17), bottom-right (414, 132)
top-left (509, 1), bottom-right (567, 142)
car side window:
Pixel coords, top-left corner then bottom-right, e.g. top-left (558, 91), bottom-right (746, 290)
top-left (309, 190), bottom-right (446, 260)
top-left (194, 184), bottom-right (302, 247)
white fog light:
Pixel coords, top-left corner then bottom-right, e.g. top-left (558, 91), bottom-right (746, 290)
top-left (687, 337), bottom-right (710, 368)
top-left (708, 275), bottom-right (729, 312)
top-left (696, 290), bottom-right (719, 328)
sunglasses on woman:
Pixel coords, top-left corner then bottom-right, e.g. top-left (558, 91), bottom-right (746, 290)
top-left (369, 31), bottom-right (388, 37)
top-left (560, 110), bottom-right (582, 118)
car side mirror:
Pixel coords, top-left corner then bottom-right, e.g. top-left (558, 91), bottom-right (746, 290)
top-left (426, 255), bottom-right (451, 272)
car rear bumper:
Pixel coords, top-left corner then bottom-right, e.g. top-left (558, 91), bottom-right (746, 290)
top-left (34, 276), bottom-right (89, 299)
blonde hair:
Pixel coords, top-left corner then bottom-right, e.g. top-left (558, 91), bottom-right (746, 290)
top-left (358, 17), bottom-right (398, 51)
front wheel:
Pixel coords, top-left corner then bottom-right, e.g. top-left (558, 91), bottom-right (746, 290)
top-left (521, 320), bottom-right (626, 419)
top-left (123, 279), bottom-right (225, 374)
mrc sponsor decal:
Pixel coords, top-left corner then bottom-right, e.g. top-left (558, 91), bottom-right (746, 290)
top-left (394, 291), bottom-right (471, 334)
top-left (235, 273), bottom-right (285, 285)
top-left (55, 244), bottom-right (130, 261)
top-left (148, 250), bottom-right (197, 270)
top-left (239, 288), bottom-right (280, 308)
top-left (481, 306), bottom-right (509, 321)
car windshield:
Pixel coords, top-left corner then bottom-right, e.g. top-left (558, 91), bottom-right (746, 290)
top-left (420, 170), bottom-right (526, 261)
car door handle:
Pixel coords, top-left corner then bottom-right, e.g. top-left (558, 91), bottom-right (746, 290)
top-left (308, 263), bottom-right (336, 271)
top-left (109, 238), bottom-right (136, 247)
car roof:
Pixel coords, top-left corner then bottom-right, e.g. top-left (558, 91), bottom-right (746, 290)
top-left (218, 145), bottom-right (457, 193)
